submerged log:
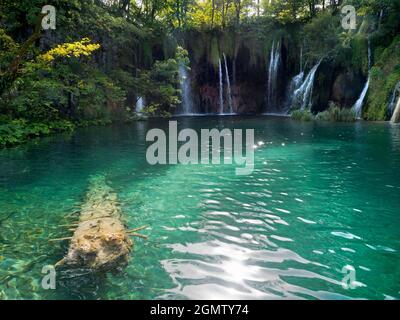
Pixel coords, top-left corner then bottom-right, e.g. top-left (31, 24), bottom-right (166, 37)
top-left (55, 176), bottom-right (133, 271)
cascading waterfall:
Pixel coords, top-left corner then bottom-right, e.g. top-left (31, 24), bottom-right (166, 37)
top-left (387, 81), bottom-right (400, 118)
top-left (267, 41), bottom-right (281, 109)
top-left (284, 47), bottom-right (305, 112)
top-left (179, 62), bottom-right (194, 114)
top-left (136, 96), bottom-right (144, 113)
top-left (354, 41), bottom-right (372, 119)
top-left (223, 53), bottom-right (234, 114)
top-left (391, 95), bottom-right (400, 123)
top-left (293, 60), bottom-right (322, 110)
top-left (219, 58), bottom-right (224, 114)
top-left (285, 71), bottom-right (304, 111)
top-left (354, 79), bottom-right (370, 119)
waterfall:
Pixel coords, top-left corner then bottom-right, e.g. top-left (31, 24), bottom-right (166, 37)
top-left (219, 58), bottom-right (224, 114)
top-left (286, 71), bottom-right (304, 111)
top-left (223, 53), bottom-right (234, 114)
top-left (136, 96), bottom-right (144, 113)
top-left (267, 41), bottom-right (281, 109)
top-left (391, 96), bottom-right (400, 123)
top-left (354, 79), bottom-right (370, 119)
top-left (293, 60), bottom-right (322, 110)
top-left (354, 41), bottom-right (372, 119)
top-left (179, 62), bottom-right (194, 114)
top-left (388, 82), bottom-right (400, 119)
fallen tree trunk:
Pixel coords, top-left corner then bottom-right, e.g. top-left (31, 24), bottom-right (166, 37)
top-left (55, 176), bottom-right (135, 271)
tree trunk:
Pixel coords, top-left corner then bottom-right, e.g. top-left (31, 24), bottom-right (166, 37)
top-left (211, 0), bottom-right (215, 27)
top-left (9, 13), bottom-right (45, 77)
top-left (55, 176), bottom-right (135, 271)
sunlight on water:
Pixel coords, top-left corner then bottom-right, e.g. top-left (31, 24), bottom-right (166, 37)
top-left (0, 117), bottom-right (399, 300)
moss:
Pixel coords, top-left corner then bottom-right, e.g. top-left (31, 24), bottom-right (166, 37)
top-left (315, 104), bottom-right (356, 122)
top-left (185, 21), bottom-right (294, 72)
top-left (365, 35), bottom-right (400, 120)
top-left (291, 109), bottom-right (314, 121)
top-left (220, 31), bottom-right (235, 59)
top-left (350, 36), bottom-right (369, 74)
top-left (208, 35), bottom-right (220, 69)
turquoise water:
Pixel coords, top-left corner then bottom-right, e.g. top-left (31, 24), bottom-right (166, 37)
top-left (0, 116), bottom-right (399, 300)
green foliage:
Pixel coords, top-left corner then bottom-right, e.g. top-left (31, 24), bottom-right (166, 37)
top-left (351, 36), bottom-right (369, 74)
top-left (0, 119), bottom-right (75, 147)
top-left (6, 77), bottom-right (65, 121)
top-left (136, 55), bottom-right (181, 116)
top-left (365, 35), bottom-right (400, 120)
top-left (208, 35), bottom-right (221, 68)
top-left (176, 46), bottom-right (190, 66)
top-left (0, 28), bottom-right (18, 69)
top-left (292, 104), bottom-right (356, 123)
top-left (315, 103), bottom-right (356, 122)
top-left (302, 11), bottom-right (340, 61)
top-left (131, 46), bottom-right (190, 117)
top-left (291, 109), bottom-right (314, 122)
top-left (1, 50), bottom-right (126, 122)
top-left (265, 0), bottom-right (309, 24)
top-left (185, 19), bottom-right (288, 71)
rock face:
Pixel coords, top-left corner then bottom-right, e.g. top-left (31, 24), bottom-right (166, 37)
top-left (331, 72), bottom-right (364, 107)
top-left (391, 97), bottom-right (400, 123)
top-left (198, 83), bottom-right (264, 114)
top-left (56, 176), bottom-right (132, 271)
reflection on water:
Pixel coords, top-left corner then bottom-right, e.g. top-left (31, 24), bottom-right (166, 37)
top-left (0, 117), bottom-right (399, 300)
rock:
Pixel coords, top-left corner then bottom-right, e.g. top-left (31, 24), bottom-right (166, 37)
top-left (198, 83), bottom-right (264, 114)
top-left (331, 71), bottom-right (365, 108)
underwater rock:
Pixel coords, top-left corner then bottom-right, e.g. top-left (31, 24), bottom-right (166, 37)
top-left (55, 176), bottom-right (133, 271)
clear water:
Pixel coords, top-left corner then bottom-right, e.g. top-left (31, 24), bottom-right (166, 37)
top-left (0, 116), bottom-right (399, 300)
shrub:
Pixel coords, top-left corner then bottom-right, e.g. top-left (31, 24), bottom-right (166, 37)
top-left (291, 109), bottom-right (314, 121)
top-left (0, 119), bottom-right (75, 147)
top-left (135, 47), bottom-right (184, 116)
top-left (365, 35), bottom-right (400, 120)
top-left (315, 104), bottom-right (356, 122)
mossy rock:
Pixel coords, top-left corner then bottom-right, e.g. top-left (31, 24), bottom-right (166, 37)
top-left (365, 36), bottom-right (400, 120)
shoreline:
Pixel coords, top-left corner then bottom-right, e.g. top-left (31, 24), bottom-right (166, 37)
top-left (1, 114), bottom-right (398, 150)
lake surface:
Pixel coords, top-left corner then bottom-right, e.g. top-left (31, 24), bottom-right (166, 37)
top-left (0, 116), bottom-right (399, 300)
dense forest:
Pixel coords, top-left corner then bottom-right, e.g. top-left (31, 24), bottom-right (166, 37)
top-left (0, 0), bottom-right (399, 147)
